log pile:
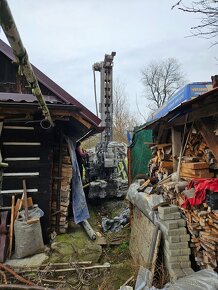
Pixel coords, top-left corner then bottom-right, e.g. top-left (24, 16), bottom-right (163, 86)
top-left (181, 203), bottom-right (218, 270)
top-left (149, 144), bottom-right (173, 181)
top-left (52, 145), bottom-right (73, 233)
top-left (157, 179), bottom-right (189, 205)
top-left (184, 132), bottom-right (217, 165)
top-left (184, 132), bottom-right (207, 159)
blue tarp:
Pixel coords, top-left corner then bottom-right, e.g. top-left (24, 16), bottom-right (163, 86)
top-left (147, 82), bottom-right (212, 124)
top-left (66, 137), bottom-right (90, 224)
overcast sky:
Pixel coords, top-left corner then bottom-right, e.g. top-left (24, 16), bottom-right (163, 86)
top-left (1, 0), bottom-right (217, 120)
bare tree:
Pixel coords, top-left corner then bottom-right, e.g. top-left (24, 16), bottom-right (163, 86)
top-left (113, 79), bottom-right (139, 143)
top-left (172, 1), bottom-right (218, 45)
top-left (141, 58), bottom-right (185, 109)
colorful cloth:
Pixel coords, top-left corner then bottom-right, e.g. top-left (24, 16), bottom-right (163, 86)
top-left (182, 178), bottom-right (218, 208)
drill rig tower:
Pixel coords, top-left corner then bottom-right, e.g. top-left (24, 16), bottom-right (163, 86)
top-left (93, 52), bottom-right (115, 146)
top-left (86, 52), bottom-right (128, 198)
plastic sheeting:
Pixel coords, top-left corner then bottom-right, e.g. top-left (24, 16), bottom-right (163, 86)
top-left (66, 137), bottom-right (90, 224)
top-left (135, 267), bottom-right (218, 290)
top-left (126, 181), bottom-right (163, 221)
top-left (130, 128), bottom-right (152, 179)
top-left (163, 270), bottom-right (218, 290)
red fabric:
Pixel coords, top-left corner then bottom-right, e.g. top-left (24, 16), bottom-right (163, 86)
top-left (182, 178), bottom-right (218, 208)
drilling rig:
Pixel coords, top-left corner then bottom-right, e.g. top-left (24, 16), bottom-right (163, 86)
top-left (85, 52), bottom-right (128, 198)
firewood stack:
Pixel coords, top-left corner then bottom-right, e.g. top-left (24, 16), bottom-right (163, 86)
top-left (149, 144), bottom-right (173, 181)
top-left (184, 131), bottom-right (216, 166)
top-left (157, 180), bottom-right (189, 205)
top-left (180, 161), bottom-right (213, 179)
top-left (181, 203), bottom-right (218, 270)
top-left (52, 144), bottom-right (73, 233)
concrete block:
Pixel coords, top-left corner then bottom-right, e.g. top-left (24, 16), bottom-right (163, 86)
top-left (167, 234), bottom-right (190, 243)
top-left (165, 247), bottom-right (191, 257)
top-left (165, 240), bottom-right (189, 250)
top-left (179, 234), bottom-right (190, 242)
top-left (159, 211), bottom-right (181, 220)
top-left (166, 254), bottom-right (190, 263)
top-left (161, 219), bottom-right (186, 230)
top-left (160, 224), bottom-right (187, 236)
top-left (158, 204), bottom-right (179, 215)
top-left (166, 261), bottom-right (191, 270)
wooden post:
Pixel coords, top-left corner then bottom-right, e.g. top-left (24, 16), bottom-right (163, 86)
top-left (22, 180), bottom-right (29, 221)
top-left (171, 127), bottom-right (182, 172)
top-left (9, 195), bottom-right (15, 258)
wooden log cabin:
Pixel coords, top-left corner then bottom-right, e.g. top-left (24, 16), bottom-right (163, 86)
top-left (0, 39), bottom-right (102, 241)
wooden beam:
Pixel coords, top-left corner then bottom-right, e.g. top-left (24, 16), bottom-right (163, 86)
top-left (169, 102), bottom-right (218, 126)
top-left (3, 126), bottom-right (34, 130)
top-left (71, 113), bottom-right (92, 129)
top-left (195, 119), bottom-right (218, 161)
top-left (171, 127), bottom-right (182, 171)
top-left (3, 142), bottom-right (40, 146)
top-left (0, 108), bottom-right (92, 129)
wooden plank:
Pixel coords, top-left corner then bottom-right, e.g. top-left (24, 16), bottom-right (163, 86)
top-left (0, 211), bottom-right (9, 262)
top-left (3, 142), bottom-right (41, 146)
top-left (3, 173), bottom-right (39, 177)
top-left (1, 189), bottom-right (38, 194)
top-left (3, 161), bottom-right (50, 172)
top-left (2, 146), bottom-right (40, 157)
top-left (3, 126), bottom-right (34, 130)
top-left (180, 168), bottom-right (210, 175)
top-left (2, 176), bottom-right (40, 189)
top-left (150, 230), bottom-right (161, 287)
top-left (4, 157), bottom-right (40, 161)
top-left (181, 162), bottom-right (209, 170)
top-left (8, 195), bottom-right (15, 258)
top-left (1, 129), bottom-right (40, 142)
top-left (22, 180), bottom-right (29, 221)
top-left (171, 127), bottom-right (181, 171)
top-left (180, 171), bottom-right (213, 178)
top-left (130, 207), bottom-right (158, 268)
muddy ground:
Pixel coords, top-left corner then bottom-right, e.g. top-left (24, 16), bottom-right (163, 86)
top-left (15, 199), bottom-right (136, 290)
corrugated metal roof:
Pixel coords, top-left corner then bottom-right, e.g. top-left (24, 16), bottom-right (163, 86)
top-left (0, 92), bottom-right (63, 103)
top-left (0, 39), bottom-right (101, 127)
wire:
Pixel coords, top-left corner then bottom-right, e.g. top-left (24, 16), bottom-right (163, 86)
top-left (93, 69), bottom-right (99, 118)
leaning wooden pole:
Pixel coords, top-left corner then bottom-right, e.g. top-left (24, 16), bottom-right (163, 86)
top-left (0, 0), bottom-right (54, 127)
